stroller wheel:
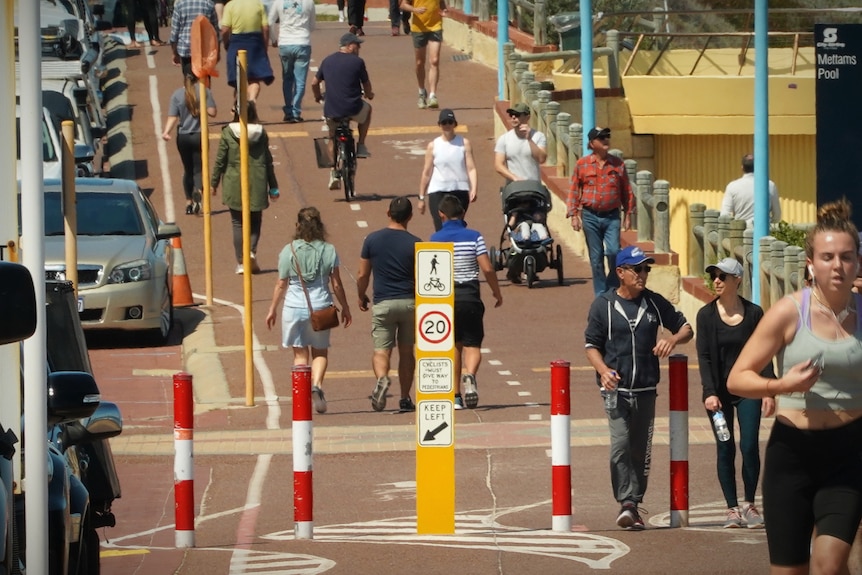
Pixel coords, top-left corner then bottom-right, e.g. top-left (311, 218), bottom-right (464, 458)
top-left (555, 244), bottom-right (564, 286)
top-left (524, 255), bottom-right (536, 289)
top-left (489, 245), bottom-right (501, 271)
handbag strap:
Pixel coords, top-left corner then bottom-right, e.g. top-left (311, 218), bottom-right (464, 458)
top-left (289, 243), bottom-right (315, 316)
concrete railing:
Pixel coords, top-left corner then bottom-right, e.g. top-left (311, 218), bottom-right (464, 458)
top-left (689, 204), bottom-right (808, 308)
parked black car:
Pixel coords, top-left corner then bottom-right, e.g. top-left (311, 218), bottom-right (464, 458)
top-left (0, 271), bottom-right (122, 575)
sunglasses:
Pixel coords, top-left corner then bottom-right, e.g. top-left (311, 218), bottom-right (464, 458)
top-left (709, 271), bottom-right (732, 282)
top-left (624, 264), bottom-right (651, 274)
top-left (439, 119), bottom-right (455, 126)
top-left (509, 112), bottom-right (529, 118)
top-left (596, 136), bottom-right (610, 141)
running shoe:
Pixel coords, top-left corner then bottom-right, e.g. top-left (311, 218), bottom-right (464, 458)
top-left (399, 397), bottom-right (416, 412)
top-left (250, 253), bottom-right (260, 274)
top-left (417, 95), bottom-right (427, 109)
top-left (616, 502), bottom-right (637, 528)
top-left (234, 264), bottom-right (243, 275)
top-left (403, 19), bottom-right (411, 34)
top-left (454, 394), bottom-right (464, 410)
top-left (356, 143), bottom-right (370, 158)
top-left (185, 204), bottom-right (194, 215)
top-left (312, 386), bottom-right (327, 414)
top-left (724, 507), bottom-right (743, 528)
top-left (742, 503), bottom-right (764, 529)
top-left (462, 374), bottom-right (478, 408)
top-left (371, 375), bottom-right (390, 412)
top-left (391, 26), bottom-right (400, 36)
top-left (329, 169), bottom-right (341, 190)
top-left (427, 95), bottom-right (439, 109)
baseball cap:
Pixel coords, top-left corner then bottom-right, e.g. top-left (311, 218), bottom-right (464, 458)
top-left (506, 102), bottom-right (530, 116)
top-left (705, 258), bottom-right (743, 277)
top-left (340, 32), bottom-right (364, 46)
top-left (588, 127), bottom-right (611, 141)
top-left (438, 108), bottom-right (457, 123)
top-left (616, 246), bottom-right (655, 268)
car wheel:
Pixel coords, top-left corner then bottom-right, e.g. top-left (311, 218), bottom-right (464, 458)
top-left (151, 281), bottom-right (173, 344)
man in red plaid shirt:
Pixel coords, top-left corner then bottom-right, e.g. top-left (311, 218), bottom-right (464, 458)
top-left (566, 127), bottom-right (635, 295)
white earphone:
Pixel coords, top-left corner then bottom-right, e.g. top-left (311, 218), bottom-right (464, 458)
top-left (808, 265), bottom-right (814, 278)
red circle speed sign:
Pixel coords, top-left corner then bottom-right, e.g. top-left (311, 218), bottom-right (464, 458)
top-left (419, 310), bottom-right (451, 344)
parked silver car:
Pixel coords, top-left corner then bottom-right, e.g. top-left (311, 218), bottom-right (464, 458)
top-left (38, 178), bottom-right (182, 343)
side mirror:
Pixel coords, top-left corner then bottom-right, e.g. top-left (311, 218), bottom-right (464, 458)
top-left (62, 401), bottom-right (123, 447)
top-left (0, 262), bottom-right (36, 345)
top-left (47, 371), bottom-right (100, 427)
top-left (74, 143), bottom-right (95, 164)
top-left (156, 223), bottom-right (182, 241)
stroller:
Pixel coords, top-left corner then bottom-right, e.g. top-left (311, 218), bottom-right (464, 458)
top-left (490, 180), bottom-right (564, 288)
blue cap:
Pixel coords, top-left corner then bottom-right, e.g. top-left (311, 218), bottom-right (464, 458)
top-left (616, 246), bottom-right (655, 268)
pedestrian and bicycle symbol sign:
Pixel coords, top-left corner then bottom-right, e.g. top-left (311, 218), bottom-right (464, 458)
top-left (416, 304), bottom-right (453, 351)
top-left (416, 250), bottom-right (452, 297)
top-left (417, 400), bottom-right (453, 447)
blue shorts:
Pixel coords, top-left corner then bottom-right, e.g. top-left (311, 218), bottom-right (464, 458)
top-left (281, 306), bottom-right (332, 349)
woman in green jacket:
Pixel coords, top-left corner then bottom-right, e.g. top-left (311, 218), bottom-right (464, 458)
top-left (211, 101), bottom-right (279, 274)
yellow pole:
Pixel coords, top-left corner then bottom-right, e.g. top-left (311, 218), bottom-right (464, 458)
top-left (61, 120), bottom-right (78, 293)
top-left (199, 79), bottom-right (213, 306)
top-left (238, 50), bottom-right (254, 407)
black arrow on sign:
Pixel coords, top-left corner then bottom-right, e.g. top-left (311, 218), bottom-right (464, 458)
top-left (423, 421), bottom-right (449, 442)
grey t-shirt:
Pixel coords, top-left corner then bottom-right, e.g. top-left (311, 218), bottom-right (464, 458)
top-left (494, 128), bottom-right (547, 181)
top-left (168, 85), bottom-right (216, 135)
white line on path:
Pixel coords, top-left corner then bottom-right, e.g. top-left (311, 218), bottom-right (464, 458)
top-left (149, 75), bottom-right (176, 222)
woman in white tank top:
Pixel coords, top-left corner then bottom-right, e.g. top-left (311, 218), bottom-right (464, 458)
top-left (417, 108), bottom-right (478, 231)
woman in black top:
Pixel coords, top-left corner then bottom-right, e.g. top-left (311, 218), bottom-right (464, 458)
top-left (696, 258), bottom-right (775, 529)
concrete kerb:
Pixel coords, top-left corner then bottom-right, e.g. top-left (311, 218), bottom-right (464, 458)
top-left (176, 307), bottom-right (233, 413)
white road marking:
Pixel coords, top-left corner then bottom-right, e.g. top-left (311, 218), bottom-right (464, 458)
top-left (262, 502), bottom-right (630, 570)
top-left (150, 75), bottom-right (176, 223)
top-left (487, 360), bottom-right (502, 366)
top-left (350, 204), bottom-right (361, 211)
top-left (517, 391), bottom-right (531, 397)
top-left (649, 498), bottom-right (768, 537)
top-left (497, 370), bottom-right (512, 376)
top-left (529, 414), bottom-right (543, 421)
top-left (506, 380), bottom-right (520, 386)
top-left (357, 221), bottom-right (368, 228)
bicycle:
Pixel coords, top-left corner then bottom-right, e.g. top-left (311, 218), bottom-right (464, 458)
top-left (330, 117), bottom-right (357, 202)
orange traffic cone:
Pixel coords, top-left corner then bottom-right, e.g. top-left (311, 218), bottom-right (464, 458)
top-left (171, 236), bottom-right (195, 307)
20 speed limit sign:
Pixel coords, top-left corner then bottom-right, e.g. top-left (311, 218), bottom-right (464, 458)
top-left (416, 303), bottom-right (453, 352)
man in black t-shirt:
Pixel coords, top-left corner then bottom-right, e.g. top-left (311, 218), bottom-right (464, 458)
top-left (357, 197), bottom-right (422, 412)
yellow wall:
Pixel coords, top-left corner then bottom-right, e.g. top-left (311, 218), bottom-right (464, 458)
top-left (656, 134), bottom-right (817, 275)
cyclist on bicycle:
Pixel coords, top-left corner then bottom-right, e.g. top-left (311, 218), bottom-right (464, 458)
top-left (311, 32), bottom-right (374, 191)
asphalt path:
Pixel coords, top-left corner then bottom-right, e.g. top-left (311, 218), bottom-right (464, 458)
top-left (85, 17), bottom-right (773, 575)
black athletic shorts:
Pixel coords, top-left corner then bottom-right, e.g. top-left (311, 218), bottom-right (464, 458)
top-left (763, 417), bottom-right (862, 566)
top-left (454, 299), bottom-right (485, 347)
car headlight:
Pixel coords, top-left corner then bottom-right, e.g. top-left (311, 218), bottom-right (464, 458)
top-left (107, 260), bottom-right (152, 284)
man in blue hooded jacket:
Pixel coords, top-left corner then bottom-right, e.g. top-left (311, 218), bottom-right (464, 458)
top-left (584, 245), bottom-right (693, 530)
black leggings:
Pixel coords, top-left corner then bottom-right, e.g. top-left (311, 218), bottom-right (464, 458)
top-left (176, 132), bottom-right (202, 201)
top-left (763, 417), bottom-right (862, 566)
top-left (427, 190), bottom-right (470, 232)
top-left (122, 0), bottom-right (161, 42)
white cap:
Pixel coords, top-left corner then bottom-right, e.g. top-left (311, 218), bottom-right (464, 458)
top-left (705, 257), bottom-right (743, 277)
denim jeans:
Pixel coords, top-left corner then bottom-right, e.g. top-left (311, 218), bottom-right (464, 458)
top-left (709, 397), bottom-right (763, 507)
top-left (278, 44), bottom-right (311, 119)
top-left (581, 209), bottom-right (621, 295)
top-left (607, 390), bottom-right (656, 505)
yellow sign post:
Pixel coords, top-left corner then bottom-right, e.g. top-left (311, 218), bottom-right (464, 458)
top-left (415, 243), bottom-right (455, 534)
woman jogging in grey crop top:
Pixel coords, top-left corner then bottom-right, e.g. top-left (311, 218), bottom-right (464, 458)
top-left (728, 198), bottom-right (862, 573)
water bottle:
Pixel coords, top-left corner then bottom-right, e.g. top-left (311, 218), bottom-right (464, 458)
top-left (712, 410), bottom-right (730, 442)
top-left (603, 388), bottom-right (618, 410)
top-left (603, 371), bottom-right (618, 410)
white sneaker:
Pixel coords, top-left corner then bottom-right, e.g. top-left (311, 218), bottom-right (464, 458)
top-left (328, 169), bottom-right (341, 190)
top-left (250, 253), bottom-right (260, 274)
top-left (462, 374), bottom-right (478, 408)
top-left (338, 10), bottom-right (345, 22)
top-left (235, 264), bottom-right (243, 275)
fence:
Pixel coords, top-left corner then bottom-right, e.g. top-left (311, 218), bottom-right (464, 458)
top-left (688, 205), bottom-right (810, 309)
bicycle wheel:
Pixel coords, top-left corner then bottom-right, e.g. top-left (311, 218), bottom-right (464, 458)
top-left (340, 145), bottom-right (353, 201)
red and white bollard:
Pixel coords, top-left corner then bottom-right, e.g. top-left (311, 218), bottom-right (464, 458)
top-left (550, 360), bottom-right (572, 532)
top-left (292, 365), bottom-right (314, 539)
top-left (173, 372), bottom-right (195, 547)
top-left (668, 354), bottom-right (689, 527)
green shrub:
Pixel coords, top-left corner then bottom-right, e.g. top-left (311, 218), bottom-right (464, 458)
top-left (771, 220), bottom-right (807, 249)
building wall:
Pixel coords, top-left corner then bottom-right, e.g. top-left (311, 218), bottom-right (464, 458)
top-left (655, 134), bottom-right (817, 275)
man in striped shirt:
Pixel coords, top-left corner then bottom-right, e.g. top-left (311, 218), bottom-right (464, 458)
top-left (430, 194), bottom-right (502, 409)
top-left (566, 127), bottom-right (635, 296)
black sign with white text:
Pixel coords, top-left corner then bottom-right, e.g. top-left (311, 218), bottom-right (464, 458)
top-left (815, 24), bottom-right (862, 229)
